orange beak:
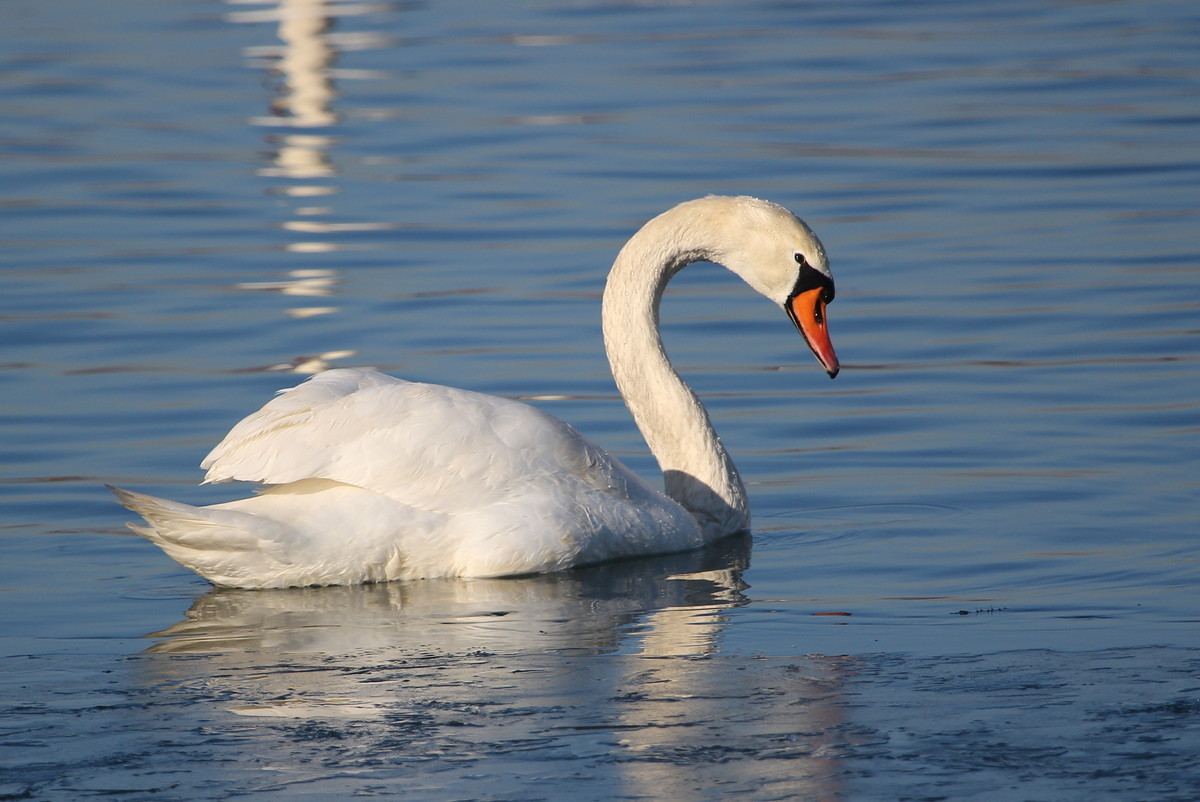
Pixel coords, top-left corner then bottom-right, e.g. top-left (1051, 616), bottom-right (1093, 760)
top-left (787, 287), bottom-right (839, 378)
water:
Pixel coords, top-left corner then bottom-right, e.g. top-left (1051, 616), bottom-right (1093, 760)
top-left (2, 0), bottom-right (1198, 798)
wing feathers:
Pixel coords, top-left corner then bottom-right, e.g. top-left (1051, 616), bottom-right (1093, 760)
top-left (198, 369), bottom-right (637, 511)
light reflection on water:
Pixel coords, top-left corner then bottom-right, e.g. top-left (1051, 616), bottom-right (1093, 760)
top-left (1, 0), bottom-right (1198, 798)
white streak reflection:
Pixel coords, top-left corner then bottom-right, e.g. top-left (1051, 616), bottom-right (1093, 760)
top-left (264, 349), bottom-right (359, 373)
top-left (228, 0), bottom-right (393, 369)
top-left (237, 267), bottom-right (339, 296)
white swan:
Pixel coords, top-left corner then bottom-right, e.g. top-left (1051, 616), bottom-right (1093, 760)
top-left (110, 196), bottom-right (839, 588)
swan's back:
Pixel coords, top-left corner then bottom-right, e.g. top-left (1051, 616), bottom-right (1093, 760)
top-left (115, 369), bottom-right (702, 587)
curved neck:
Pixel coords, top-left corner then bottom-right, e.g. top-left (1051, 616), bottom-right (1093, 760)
top-left (601, 204), bottom-right (749, 536)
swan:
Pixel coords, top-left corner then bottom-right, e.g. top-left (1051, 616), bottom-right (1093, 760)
top-left (110, 196), bottom-right (839, 588)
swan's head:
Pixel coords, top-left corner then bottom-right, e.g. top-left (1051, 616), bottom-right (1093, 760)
top-left (686, 196), bottom-right (840, 378)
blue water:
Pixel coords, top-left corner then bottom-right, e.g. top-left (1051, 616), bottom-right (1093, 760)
top-left (2, 0), bottom-right (1198, 798)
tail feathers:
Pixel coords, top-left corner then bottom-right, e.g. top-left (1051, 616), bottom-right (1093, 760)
top-left (107, 485), bottom-right (287, 556)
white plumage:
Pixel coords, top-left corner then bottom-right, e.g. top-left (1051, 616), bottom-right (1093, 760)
top-left (111, 196), bottom-right (839, 588)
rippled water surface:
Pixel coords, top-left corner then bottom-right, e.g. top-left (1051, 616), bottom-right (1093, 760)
top-left (2, 0), bottom-right (1198, 799)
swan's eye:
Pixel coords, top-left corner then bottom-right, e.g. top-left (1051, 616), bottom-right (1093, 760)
top-left (794, 253), bottom-right (808, 267)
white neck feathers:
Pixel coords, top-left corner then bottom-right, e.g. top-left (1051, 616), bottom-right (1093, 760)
top-left (601, 199), bottom-right (753, 536)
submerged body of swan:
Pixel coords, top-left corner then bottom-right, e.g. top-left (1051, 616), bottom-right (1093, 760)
top-left (111, 196), bottom-right (839, 588)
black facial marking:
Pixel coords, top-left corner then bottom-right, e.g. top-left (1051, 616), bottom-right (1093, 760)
top-left (788, 260), bottom-right (835, 304)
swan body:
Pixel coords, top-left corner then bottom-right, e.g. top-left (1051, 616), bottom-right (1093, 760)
top-left (112, 196), bottom-right (839, 588)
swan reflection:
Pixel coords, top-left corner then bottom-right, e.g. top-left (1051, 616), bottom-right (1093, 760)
top-left (147, 536), bottom-right (752, 657)
top-left (140, 538), bottom-right (846, 798)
